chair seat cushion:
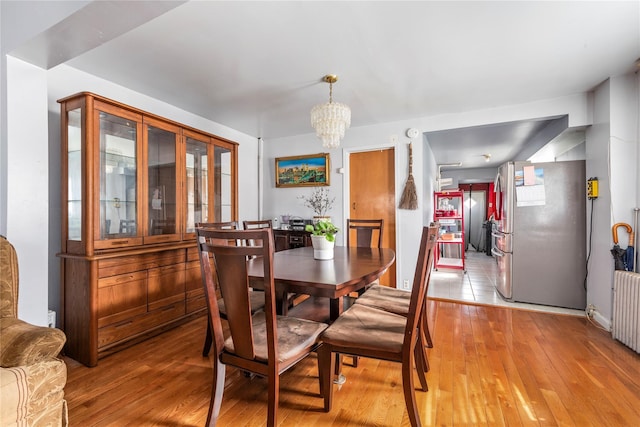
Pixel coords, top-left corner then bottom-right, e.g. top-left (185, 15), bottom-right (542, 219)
top-left (320, 304), bottom-right (406, 354)
top-left (224, 312), bottom-right (327, 363)
top-left (354, 284), bottom-right (410, 315)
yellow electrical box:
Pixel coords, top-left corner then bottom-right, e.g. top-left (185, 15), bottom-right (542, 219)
top-left (587, 177), bottom-right (599, 200)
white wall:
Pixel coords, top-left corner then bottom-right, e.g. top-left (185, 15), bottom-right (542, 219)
top-left (585, 73), bottom-right (640, 329)
top-left (6, 57), bottom-right (50, 326)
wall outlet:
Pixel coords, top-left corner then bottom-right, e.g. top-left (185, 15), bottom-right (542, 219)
top-left (403, 279), bottom-right (410, 289)
top-left (47, 310), bottom-right (56, 328)
top-left (587, 304), bottom-right (597, 319)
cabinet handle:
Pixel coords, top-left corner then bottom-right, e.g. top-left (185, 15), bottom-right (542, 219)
top-left (352, 202), bottom-right (356, 210)
top-left (115, 321), bottom-right (133, 329)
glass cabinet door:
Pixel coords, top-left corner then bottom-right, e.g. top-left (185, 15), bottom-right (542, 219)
top-left (98, 110), bottom-right (139, 241)
top-left (67, 107), bottom-right (82, 241)
top-left (214, 144), bottom-right (233, 222)
top-left (185, 136), bottom-right (209, 233)
top-left (146, 121), bottom-right (179, 240)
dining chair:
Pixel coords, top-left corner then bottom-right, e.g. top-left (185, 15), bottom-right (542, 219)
top-left (196, 221), bottom-right (266, 357)
top-left (317, 225), bottom-right (437, 427)
top-left (196, 227), bottom-right (328, 427)
top-left (346, 218), bottom-right (384, 290)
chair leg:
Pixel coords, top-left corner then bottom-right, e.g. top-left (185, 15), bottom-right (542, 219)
top-left (206, 358), bottom-right (226, 427)
top-left (423, 300), bottom-right (433, 348)
top-left (267, 370), bottom-right (279, 427)
top-left (317, 344), bottom-right (335, 412)
top-left (413, 338), bottom-right (429, 392)
top-left (418, 327), bottom-right (430, 373)
top-left (202, 321), bottom-right (213, 357)
top-left (402, 352), bottom-right (422, 427)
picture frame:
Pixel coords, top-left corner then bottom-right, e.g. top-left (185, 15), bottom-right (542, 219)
top-left (275, 153), bottom-right (330, 187)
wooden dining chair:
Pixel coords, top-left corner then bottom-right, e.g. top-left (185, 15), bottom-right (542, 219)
top-left (317, 225), bottom-right (437, 427)
top-left (196, 227), bottom-right (328, 427)
top-left (196, 221), bottom-right (266, 357)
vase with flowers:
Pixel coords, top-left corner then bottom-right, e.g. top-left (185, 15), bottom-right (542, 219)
top-left (299, 187), bottom-right (335, 223)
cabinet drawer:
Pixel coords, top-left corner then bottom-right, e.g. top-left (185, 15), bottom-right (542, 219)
top-left (186, 292), bottom-right (207, 313)
top-left (98, 271), bottom-right (147, 328)
top-left (185, 260), bottom-right (202, 292)
top-left (98, 301), bottom-right (185, 349)
top-left (148, 264), bottom-right (186, 311)
top-left (98, 250), bottom-right (186, 277)
top-left (187, 247), bottom-right (200, 262)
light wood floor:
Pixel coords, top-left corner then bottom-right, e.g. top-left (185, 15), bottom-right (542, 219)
top-left (64, 299), bottom-right (640, 426)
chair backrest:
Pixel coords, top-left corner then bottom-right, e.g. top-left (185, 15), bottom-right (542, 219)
top-left (242, 220), bottom-right (272, 248)
top-left (196, 228), bottom-right (277, 362)
top-left (402, 225), bottom-right (438, 352)
top-left (346, 219), bottom-right (384, 248)
top-left (196, 221), bottom-right (239, 231)
top-left (0, 236), bottom-right (18, 318)
top-left (242, 220), bottom-right (273, 230)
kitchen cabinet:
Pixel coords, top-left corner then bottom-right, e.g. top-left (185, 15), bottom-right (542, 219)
top-left (273, 229), bottom-right (312, 252)
top-left (58, 92), bottom-right (238, 366)
top-left (433, 191), bottom-right (466, 272)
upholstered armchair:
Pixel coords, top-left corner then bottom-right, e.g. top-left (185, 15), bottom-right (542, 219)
top-left (1, 236), bottom-right (68, 426)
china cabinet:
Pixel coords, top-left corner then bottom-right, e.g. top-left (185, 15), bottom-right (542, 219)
top-left (58, 92), bottom-right (237, 366)
top-left (433, 191), bottom-right (466, 272)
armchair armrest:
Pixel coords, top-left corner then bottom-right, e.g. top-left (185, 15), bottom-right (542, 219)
top-left (0, 318), bottom-right (66, 367)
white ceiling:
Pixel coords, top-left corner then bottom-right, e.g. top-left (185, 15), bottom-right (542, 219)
top-left (7, 1), bottom-right (640, 169)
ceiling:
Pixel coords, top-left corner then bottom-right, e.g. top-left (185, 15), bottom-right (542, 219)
top-left (7, 1), bottom-right (640, 170)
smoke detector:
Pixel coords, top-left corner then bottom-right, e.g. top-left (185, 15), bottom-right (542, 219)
top-left (406, 128), bottom-right (419, 139)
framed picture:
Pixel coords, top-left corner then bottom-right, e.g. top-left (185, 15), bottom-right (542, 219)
top-left (275, 153), bottom-right (330, 187)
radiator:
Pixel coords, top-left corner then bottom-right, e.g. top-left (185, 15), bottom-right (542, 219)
top-left (612, 271), bottom-right (640, 353)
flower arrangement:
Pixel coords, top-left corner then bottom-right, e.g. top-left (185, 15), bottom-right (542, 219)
top-left (299, 187), bottom-right (335, 217)
top-left (305, 220), bottom-right (339, 242)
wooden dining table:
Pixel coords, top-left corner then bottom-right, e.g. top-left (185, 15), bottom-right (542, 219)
top-left (247, 246), bottom-right (396, 321)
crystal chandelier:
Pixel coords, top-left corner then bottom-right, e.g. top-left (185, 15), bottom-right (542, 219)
top-left (310, 75), bottom-right (351, 149)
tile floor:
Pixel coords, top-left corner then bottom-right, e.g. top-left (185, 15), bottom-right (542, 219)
top-left (428, 249), bottom-right (586, 317)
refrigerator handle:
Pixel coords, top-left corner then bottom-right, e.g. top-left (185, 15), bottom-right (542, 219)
top-left (491, 247), bottom-right (504, 257)
top-left (494, 171), bottom-right (502, 221)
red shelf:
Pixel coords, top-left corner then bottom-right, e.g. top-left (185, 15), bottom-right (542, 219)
top-left (434, 191), bottom-right (465, 272)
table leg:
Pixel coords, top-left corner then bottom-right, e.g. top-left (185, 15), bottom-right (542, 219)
top-left (329, 297), bottom-right (347, 384)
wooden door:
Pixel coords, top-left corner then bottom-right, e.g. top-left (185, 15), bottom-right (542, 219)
top-left (349, 149), bottom-right (396, 287)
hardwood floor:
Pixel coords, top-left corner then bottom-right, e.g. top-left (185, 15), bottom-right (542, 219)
top-left (64, 299), bottom-right (640, 426)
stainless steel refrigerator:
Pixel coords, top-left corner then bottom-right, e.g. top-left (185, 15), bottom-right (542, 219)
top-left (492, 160), bottom-right (586, 309)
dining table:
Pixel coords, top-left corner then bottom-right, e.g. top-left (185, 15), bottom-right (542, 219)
top-left (247, 245), bottom-right (396, 320)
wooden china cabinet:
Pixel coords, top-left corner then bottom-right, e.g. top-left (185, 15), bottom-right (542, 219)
top-left (58, 92), bottom-right (238, 366)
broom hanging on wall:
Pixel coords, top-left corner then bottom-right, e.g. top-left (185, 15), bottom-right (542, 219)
top-left (399, 141), bottom-right (418, 210)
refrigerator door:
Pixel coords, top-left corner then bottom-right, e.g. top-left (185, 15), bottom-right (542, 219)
top-left (510, 160), bottom-right (587, 308)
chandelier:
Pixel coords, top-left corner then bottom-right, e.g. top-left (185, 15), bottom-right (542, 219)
top-left (310, 74), bottom-right (351, 149)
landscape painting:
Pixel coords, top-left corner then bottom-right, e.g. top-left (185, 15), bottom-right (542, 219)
top-left (275, 153), bottom-right (330, 187)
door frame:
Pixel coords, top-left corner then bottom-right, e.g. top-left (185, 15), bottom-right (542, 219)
top-left (342, 143), bottom-right (400, 287)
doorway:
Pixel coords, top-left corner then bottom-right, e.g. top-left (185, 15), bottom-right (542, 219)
top-left (459, 183), bottom-right (490, 253)
top-left (348, 148), bottom-right (396, 287)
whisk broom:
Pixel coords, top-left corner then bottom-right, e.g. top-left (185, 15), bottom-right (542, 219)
top-left (399, 142), bottom-right (418, 210)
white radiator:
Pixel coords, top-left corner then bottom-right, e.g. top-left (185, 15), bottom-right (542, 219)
top-left (612, 271), bottom-right (640, 353)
